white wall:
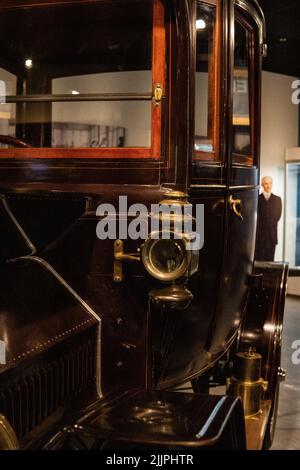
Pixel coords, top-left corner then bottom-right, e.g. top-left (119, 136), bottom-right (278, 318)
top-left (260, 71), bottom-right (299, 261)
top-left (52, 71), bottom-right (152, 147)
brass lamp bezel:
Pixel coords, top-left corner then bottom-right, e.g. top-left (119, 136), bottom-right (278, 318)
top-left (141, 231), bottom-right (192, 281)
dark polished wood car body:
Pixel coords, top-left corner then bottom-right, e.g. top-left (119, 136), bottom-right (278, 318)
top-left (0, 0), bottom-right (287, 450)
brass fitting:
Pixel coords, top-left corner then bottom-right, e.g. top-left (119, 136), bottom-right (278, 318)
top-left (227, 349), bottom-right (268, 418)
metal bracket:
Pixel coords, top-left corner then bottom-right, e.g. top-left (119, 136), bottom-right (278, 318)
top-left (262, 43), bottom-right (268, 58)
top-left (113, 240), bottom-right (140, 283)
top-left (262, 380), bottom-right (269, 392)
top-left (246, 273), bottom-right (263, 289)
top-left (153, 83), bottom-right (163, 107)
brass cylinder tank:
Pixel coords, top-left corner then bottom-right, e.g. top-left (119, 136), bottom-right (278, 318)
top-left (227, 349), bottom-right (268, 418)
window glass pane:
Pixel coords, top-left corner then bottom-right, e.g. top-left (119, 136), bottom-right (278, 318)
top-left (286, 163), bottom-right (300, 267)
top-left (232, 20), bottom-right (252, 163)
top-left (0, 0), bottom-right (152, 149)
top-left (52, 71), bottom-right (151, 148)
top-left (51, 100), bottom-right (151, 148)
top-left (194, 2), bottom-right (216, 155)
top-left (0, 68), bottom-right (16, 148)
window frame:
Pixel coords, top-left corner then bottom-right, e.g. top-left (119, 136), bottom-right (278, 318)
top-left (194, 0), bottom-right (221, 162)
top-left (0, 0), bottom-right (166, 160)
top-left (231, 9), bottom-right (256, 167)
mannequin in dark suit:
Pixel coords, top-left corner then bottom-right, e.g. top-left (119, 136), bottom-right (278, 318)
top-left (255, 176), bottom-right (282, 262)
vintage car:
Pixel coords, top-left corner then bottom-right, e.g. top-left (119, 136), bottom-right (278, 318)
top-left (0, 0), bottom-right (288, 450)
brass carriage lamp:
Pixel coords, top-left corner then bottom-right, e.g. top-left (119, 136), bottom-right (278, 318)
top-left (141, 191), bottom-right (200, 309)
top-left (113, 191), bottom-right (200, 309)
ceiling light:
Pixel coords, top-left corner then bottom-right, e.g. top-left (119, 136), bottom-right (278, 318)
top-left (25, 58), bottom-right (33, 69)
top-left (196, 19), bottom-right (206, 30)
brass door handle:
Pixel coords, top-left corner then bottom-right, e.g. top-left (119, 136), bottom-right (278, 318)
top-left (228, 195), bottom-right (243, 221)
top-left (114, 239), bottom-right (140, 283)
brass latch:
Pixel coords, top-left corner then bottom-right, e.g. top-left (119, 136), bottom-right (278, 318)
top-left (114, 239), bottom-right (140, 283)
top-left (228, 195), bottom-right (243, 221)
top-left (153, 83), bottom-right (163, 107)
top-left (262, 380), bottom-right (269, 393)
top-left (262, 43), bottom-right (268, 58)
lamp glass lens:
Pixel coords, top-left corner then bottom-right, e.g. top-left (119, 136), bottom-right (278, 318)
top-left (149, 239), bottom-right (185, 274)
